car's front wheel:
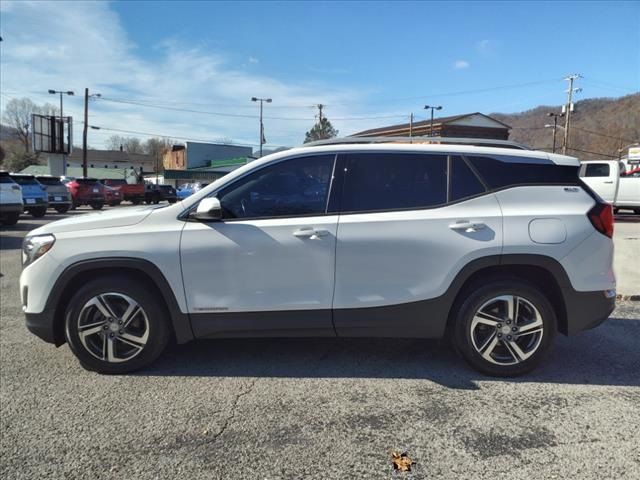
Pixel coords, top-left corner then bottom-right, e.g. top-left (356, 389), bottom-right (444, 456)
top-left (64, 275), bottom-right (171, 374)
top-left (452, 279), bottom-right (556, 377)
top-left (29, 207), bottom-right (47, 218)
top-left (90, 202), bottom-right (104, 210)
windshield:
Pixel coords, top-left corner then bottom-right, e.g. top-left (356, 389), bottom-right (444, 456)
top-left (11, 176), bottom-right (39, 185)
top-left (36, 177), bottom-right (63, 186)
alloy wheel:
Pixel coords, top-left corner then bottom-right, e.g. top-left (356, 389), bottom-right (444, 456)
top-left (76, 293), bottom-right (149, 363)
top-left (470, 295), bottom-right (544, 366)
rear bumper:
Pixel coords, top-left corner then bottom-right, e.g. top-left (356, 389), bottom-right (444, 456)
top-left (0, 203), bottom-right (23, 213)
top-left (563, 288), bottom-right (616, 335)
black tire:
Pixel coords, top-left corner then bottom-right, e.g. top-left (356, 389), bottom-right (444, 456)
top-left (153, 195), bottom-right (160, 205)
top-left (131, 199), bottom-right (141, 205)
top-left (168, 199), bottom-right (177, 204)
top-left (90, 202), bottom-right (104, 210)
top-left (30, 207), bottom-right (47, 218)
top-left (1, 212), bottom-right (20, 225)
top-left (55, 205), bottom-right (70, 214)
top-left (452, 279), bottom-right (556, 377)
top-left (64, 275), bottom-right (171, 374)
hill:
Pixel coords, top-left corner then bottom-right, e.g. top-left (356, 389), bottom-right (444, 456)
top-left (493, 93), bottom-right (640, 159)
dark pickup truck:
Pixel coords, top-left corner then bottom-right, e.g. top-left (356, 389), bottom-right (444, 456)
top-left (145, 184), bottom-right (178, 204)
top-left (101, 179), bottom-right (145, 205)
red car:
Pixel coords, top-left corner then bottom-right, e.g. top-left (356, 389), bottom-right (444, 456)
top-left (103, 185), bottom-right (122, 206)
top-left (64, 178), bottom-right (106, 210)
top-left (101, 179), bottom-right (145, 204)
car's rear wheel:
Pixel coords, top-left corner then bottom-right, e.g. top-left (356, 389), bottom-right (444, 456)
top-left (131, 199), bottom-right (141, 205)
top-left (29, 207), bottom-right (47, 218)
top-left (90, 202), bottom-right (104, 210)
top-left (55, 205), bottom-right (70, 214)
top-left (64, 276), bottom-right (171, 374)
top-left (452, 280), bottom-right (556, 377)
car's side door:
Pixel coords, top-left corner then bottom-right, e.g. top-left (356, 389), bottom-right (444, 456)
top-left (617, 171), bottom-right (640, 207)
top-left (180, 154), bottom-right (339, 338)
top-left (332, 152), bottom-right (503, 338)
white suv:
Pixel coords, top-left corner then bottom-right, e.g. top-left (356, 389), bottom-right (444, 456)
top-left (20, 143), bottom-right (616, 376)
top-left (0, 171), bottom-right (24, 225)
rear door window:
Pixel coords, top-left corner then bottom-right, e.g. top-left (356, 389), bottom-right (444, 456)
top-left (583, 163), bottom-right (610, 177)
top-left (450, 156), bottom-right (486, 201)
top-left (341, 153), bottom-right (447, 212)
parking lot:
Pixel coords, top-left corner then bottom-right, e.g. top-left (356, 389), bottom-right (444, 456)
top-left (1, 208), bottom-right (639, 479)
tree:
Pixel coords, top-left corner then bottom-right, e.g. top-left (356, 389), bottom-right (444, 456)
top-left (143, 137), bottom-right (172, 159)
top-left (1, 97), bottom-right (58, 152)
top-left (105, 135), bottom-right (145, 154)
top-left (304, 117), bottom-right (339, 143)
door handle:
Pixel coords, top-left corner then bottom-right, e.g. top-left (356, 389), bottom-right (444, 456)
top-left (293, 228), bottom-right (329, 239)
top-left (603, 181), bottom-right (614, 184)
top-left (449, 221), bottom-right (487, 233)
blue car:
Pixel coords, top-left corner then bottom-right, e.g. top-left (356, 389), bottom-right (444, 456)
top-left (177, 182), bottom-right (208, 200)
top-left (10, 174), bottom-right (48, 218)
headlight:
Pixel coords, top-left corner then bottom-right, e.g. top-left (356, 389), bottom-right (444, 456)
top-left (22, 234), bottom-right (55, 267)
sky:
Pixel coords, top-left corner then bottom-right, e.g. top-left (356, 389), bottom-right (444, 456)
top-left (1, 0), bottom-right (638, 151)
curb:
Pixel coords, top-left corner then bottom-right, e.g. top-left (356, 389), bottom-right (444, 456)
top-left (616, 294), bottom-right (640, 301)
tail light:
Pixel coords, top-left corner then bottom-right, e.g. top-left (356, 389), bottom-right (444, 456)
top-left (587, 202), bottom-right (614, 238)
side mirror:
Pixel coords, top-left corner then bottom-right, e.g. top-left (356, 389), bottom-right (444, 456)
top-left (190, 197), bottom-right (222, 221)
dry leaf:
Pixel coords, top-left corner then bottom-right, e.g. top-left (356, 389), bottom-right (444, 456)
top-left (391, 451), bottom-right (415, 472)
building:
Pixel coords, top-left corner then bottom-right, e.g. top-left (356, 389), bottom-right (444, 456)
top-left (160, 157), bottom-right (251, 187)
top-left (42, 149), bottom-right (157, 173)
top-left (351, 112), bottom-right (511, 140)
top-left (163, 142), bottom-right (253, 170)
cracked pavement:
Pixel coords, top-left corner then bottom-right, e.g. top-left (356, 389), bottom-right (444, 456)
top-left (2, 211), bottom-right (639, 479)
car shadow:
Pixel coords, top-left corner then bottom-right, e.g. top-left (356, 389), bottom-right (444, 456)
top-left (141, 316), bottom-right (640, 389)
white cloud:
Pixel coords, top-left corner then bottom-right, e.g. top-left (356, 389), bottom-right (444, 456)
top-left (0, 1), bottom-right (386, 149)
top-left (453, 60), bottom-right (470, 70)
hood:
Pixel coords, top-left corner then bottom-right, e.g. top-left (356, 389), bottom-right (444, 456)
top-left (29, 205), bottom-right (157, 235)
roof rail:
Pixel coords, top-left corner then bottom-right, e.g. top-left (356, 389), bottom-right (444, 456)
top-left (305, 135), bottom-right (531, 150)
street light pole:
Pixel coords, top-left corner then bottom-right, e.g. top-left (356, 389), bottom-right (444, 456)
top-left (48, 89), bottom-right (74, 176)
top-left (251, 97), bottom-right (272, 157)
top-left (424, 105), bottom-right (442, 137)
top-left (82, 89), bottom-right (101, 177)
top-left (546, 112), bottom-right (564, 153)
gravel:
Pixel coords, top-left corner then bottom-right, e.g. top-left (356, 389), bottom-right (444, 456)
top-left (2, 210), bottom-right (639, 479)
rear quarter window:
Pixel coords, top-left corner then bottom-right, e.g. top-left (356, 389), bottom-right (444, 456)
top-left (467, 155), bottom-right (579, 189)
top-left (450, 156), bottom-right (486, 201)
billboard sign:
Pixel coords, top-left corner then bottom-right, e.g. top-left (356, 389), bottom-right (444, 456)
top-left (32, 114), bottom-right (73, 154)
top-left (627, 146), bottom-right (640, 163)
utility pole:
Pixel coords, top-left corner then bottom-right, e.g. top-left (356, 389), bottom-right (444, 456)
top-left (83, 88), bottom-right (89, 177)
top-left (562, 74), bottom-right (581, 155)
top-left (317, 104), bottom-right (324, 123)
top-left (251, 97), bottom-right (272, 157)
top-left (409, 113), bottom-right (414, 141)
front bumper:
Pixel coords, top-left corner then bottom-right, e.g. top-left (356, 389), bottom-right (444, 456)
top-left (25, 310), bottom-right (60, 345)
top-left (563, 288), bottom-right (616, 335)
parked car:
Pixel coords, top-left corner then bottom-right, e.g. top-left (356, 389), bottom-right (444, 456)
top-left (0, 171), bottom-right (23, 225)
top-left (21, 143), bottom-right (615, 376)
top-left (101, 179), bottom-right (145, 205)
top-left (579, 160), bottom-right (640, 214)
top-left (10, 174), bottom-right (48, 217)
top-left (36, 175), bottom-right (72, 214)
top-left (65, 178), bottom-right (106, 210)
top-left (177, 182), bottom-right (208, 199)
top-left (103, 185), bottom-right (122, 207)
top-left (145, 184), bottom-right (178, 204)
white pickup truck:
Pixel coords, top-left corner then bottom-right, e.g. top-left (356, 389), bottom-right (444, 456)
top-left (580, 160), bottom-right (640, 214)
